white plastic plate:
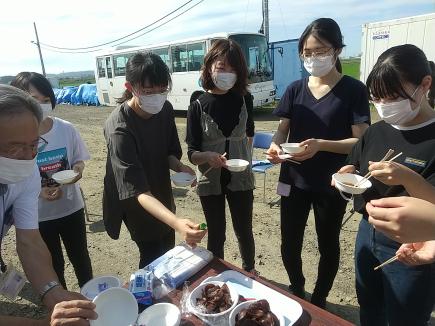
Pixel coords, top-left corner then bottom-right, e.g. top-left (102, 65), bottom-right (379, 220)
top-left (201, 270), bottom-right (303, 326)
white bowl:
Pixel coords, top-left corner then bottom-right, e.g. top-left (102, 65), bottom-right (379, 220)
top-left (171, 172), bottom-right (196, 187)
top-left (81, 275), bottom-right (122, 300)
top-left (52, 170), bottom-right (79, 184)
top-left (226, 159), bottom-right (249, 172)
top-left (332, 173), bottom-right (372, 195)
top-left (188, 281), bottom-right (238, 325)
top-left (229, 300), bottom-right (285, 326)
top-left (90, 287), bottom-right (138, 326)
top-left (280, 143), bottom-right (306, 154)
top-left (137, 303), bottom-right (181, 326)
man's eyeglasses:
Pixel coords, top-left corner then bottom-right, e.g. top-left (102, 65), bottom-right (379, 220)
top-left (0, 137), bottom-right (48, 158)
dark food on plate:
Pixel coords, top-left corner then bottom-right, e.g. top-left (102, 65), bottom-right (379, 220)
top-left (196, 283), bottom-right (233, 313)
top-left (235, 300), bottom-right (280, 326)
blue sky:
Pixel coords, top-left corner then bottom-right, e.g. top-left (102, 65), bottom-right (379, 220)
top-left (0, 0), bottom-right (433, 75)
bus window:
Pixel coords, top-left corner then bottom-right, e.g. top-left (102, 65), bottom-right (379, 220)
top-left (97, 58), bottom-right (106, 78)
top-left (113, 54), bottom-right (131, 77)
top-left (106, 57), bottom-right (113, 78)
top-left (187, 42), bottom-right (205, 71)
top-left (229, 34), bottom-right (272, 83)
top-left (171, 45), bottom-right (188, 72)
top-left (153, 48), bottom-right (170, 69)
top-left (248, 47), bottom-right (260, 71)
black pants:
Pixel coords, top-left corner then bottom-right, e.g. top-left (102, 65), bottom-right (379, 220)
top-left (135, 231), bottom-right (175, 269)
top-left (200, 189), bottom-right (255, 271)
top-left (39, 208), bottom-right (93, 289)
top-left (280, 186), bottom-right (346, 298)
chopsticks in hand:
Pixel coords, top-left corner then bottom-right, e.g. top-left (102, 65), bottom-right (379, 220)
top-left (355, 149), bottom-right (402, 187)
top-left (374, 255), bottom-right (398, 270)
top-left (263, 152), bottom-right (301, 165)
top-left (198, 152), bottom-right (227, 182)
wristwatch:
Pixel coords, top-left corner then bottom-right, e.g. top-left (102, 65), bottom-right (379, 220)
top-left (40, 280), bottom-right (61, 300)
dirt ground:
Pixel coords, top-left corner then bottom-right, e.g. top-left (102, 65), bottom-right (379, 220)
top-left (1, 104), bottom-right (428, 325)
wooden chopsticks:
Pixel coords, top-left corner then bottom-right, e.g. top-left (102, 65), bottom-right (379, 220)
top-left (198, 152), bottom-right (227, 181)
top-left (262, 152), bottom-right (301, 165)
top-left (374, 255), bottom-right (399, 270)
top-left (355, 149), bottom-right (403, 187)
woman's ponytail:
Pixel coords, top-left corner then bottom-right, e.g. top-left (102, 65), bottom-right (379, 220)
top-left (116, 89), bottom-right (133, 104)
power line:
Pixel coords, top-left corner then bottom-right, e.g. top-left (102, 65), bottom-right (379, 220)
top-left (39, 0), bottom-right (205, 54)
top-left (39, 44), bottom-right (108, 54)
top-left (111, 0), bottom-right (205, 47)
top-left (39, 0), bottom-right (196, 50)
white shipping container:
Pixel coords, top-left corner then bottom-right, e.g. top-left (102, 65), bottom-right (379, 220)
top-left (360, 13), bottom-right (435, 83)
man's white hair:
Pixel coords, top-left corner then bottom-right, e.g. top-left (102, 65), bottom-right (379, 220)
top-left (0, 84), bottom-right (42, 122)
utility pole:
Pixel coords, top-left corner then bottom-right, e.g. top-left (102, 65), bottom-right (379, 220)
top-left (262, 0), bottom-right (269, 44)
top-left (33, 22), bottom-right (46, 77)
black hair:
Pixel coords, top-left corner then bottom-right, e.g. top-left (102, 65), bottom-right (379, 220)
top-left (200, 39), bottom-right (248, 96)
top-left (10, 72), bottom-right (56, 109)
top-left (117, 52), bottom-right (172, 104)
top-left (366, 44), bottom-right (435, 107)
top-left (298, 18), bottom-right (345, 73)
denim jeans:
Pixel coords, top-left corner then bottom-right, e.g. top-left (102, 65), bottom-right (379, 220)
top-left (355, 218), bottom-right (434, 326)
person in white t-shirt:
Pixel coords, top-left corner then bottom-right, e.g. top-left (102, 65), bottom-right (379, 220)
top-left (11, 72), bottom-right (93, 290)
top-left (0, 84), bottom-right (96, 325)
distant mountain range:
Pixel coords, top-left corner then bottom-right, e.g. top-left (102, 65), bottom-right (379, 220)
top-left (0, 70), bottom-right (95, 84)
top-left (47, 70), bottom-right (95, 79)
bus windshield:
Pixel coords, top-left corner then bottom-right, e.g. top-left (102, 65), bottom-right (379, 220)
top-left (229, 34), bottom-right (272, 83)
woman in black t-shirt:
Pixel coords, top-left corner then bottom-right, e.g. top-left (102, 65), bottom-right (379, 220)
top-left (186, 39), bottom-right (257, 273)
top-left (338, 44), bottom-right (435, 326)
top-left (103, 53), bottom-right (206, 268)
top-left (267, 18), bottom-right (370, 307)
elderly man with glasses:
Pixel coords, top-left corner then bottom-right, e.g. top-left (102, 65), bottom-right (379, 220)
top-left (0, 85), bottom-right (96, 325)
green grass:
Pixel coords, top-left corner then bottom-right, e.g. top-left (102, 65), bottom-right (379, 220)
top-left (59, 77), bottom-right (95, 88)
top-left (342, 58), bottom-right (360, 80)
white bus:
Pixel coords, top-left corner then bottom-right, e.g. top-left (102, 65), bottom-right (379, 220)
top-left (94, 32), bottom-right (275, 110)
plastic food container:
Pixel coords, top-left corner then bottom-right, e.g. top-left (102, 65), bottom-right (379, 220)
top-left (51, 170), bottom-right (79, 184)
top-left (280, 143), bottom-right (306, 154)
top-left (226, 159), bottom-right (249, 172)
top-left (171, 172), bottom-right (196, 187)
top-left (80, 275), bottom-right (122, 300)
top-left (188, 281), bottom-right (238, 325)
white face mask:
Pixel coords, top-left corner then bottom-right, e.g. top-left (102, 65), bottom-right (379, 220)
top-left (0, 156), bottom-right (36, 185)
top-left (136, 92), bottom-right (168, 115)
top-left (39, 103), bottom-right (52, 120)
top-left (373, 87), bottom-right (423, 125)
top-left (212, 72), bottom-right (237, 91)
top-left (303, 55), bottom-right (336, 77)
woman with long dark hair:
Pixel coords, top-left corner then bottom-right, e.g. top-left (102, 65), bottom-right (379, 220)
top-left (267, 18), bottom-right (371, 307)
top-left (103, 52), bottom-right (206, 268)
top-left (339, 44), bottom-right (435, 326)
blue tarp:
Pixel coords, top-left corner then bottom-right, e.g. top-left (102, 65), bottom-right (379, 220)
top-left (54, 84), bottom-right (100, 106)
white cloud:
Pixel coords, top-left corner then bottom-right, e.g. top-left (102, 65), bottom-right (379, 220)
top-left (0, 0), bottom-right (433, 75)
